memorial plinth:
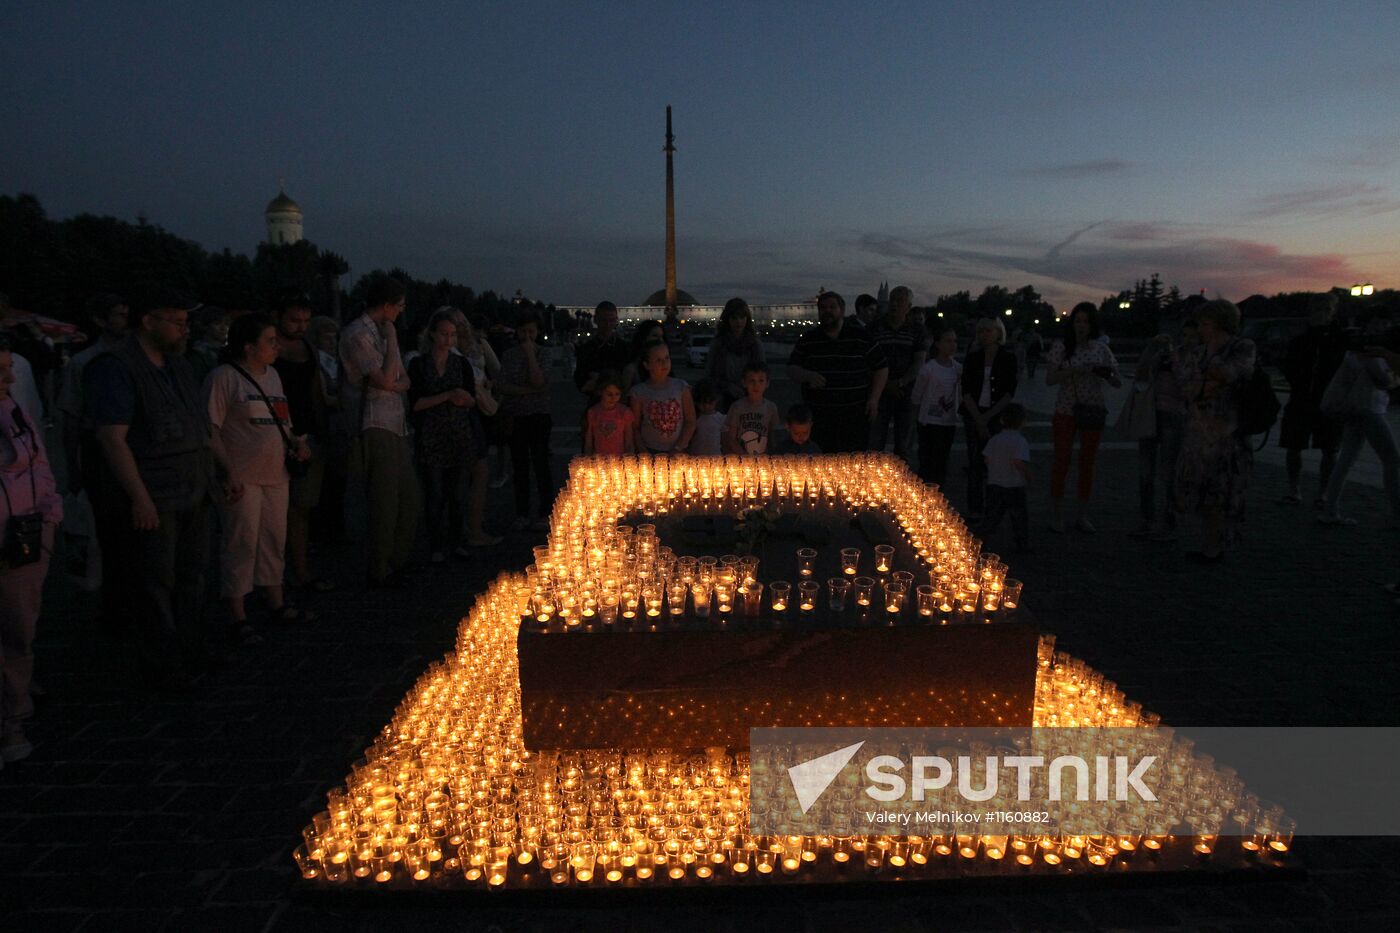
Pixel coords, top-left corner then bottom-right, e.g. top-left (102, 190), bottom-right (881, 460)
top-left (520, 496), bottom-right (1038, 749)
top-left (520, 620), bottom-right (1039, 749)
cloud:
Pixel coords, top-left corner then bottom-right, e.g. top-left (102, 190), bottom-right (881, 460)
top-left (1020, 159), bottom-right (1134, 179)
top-left (1240, 183), bottom-right (1400, 221)
top-left (1045, 222), bottom-right (1104, 262)
top-left (325, 206), bottom-right (1363, 310)
top-left (856, 223), bottom-right (1356, 303)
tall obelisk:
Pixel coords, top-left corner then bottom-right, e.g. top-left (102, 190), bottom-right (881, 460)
top-left (664, 105), bottom-right (677, 309)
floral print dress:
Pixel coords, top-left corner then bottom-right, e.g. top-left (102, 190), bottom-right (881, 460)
top-left (1173, 337), bottom-right (1257, 539)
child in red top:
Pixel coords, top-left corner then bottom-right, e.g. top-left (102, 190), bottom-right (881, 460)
top-left (584, 373), bottom-right (637, 455)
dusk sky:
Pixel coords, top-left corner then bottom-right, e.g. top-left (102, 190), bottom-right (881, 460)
top-left (4, 1), bottom-right (1399, 309)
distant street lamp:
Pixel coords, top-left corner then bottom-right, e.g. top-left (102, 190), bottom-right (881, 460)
top-left (1004, 308), bottom-right (1013, 316)
top-left (1351, 283), bottom-right (1375, 297)
top-left (1118, 300), bottom-right (1131, 310)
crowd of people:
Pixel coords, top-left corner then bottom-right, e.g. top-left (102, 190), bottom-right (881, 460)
top-left (0, 282), bottom-right (1398, 771)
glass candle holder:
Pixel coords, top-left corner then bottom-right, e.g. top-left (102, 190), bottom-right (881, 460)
top-left (916, 584), bottom-right (937, 619)
top-left (798, 581), bottom-right (819, 615)
top-left (667, 582), bottom-right (688, 616)
top-left (641, 586), bottom-right (663, 620)
top-left (1002, 579), bottom-right (1023, 611)
top-left (853, 576), bottom-right (876, 610)
top-left (840, 547), bottom-right (860, 577)
top-left (741, 581), bottom-right (763, 615)
top-left (826, 577), bottom-right (850, 613)
top-left (691, 582), bottom-right (712, 618)
top-left (796, 548), bottom-right (818, 578)
top-left (884, 581), bottom-right (908, 616)
top-left (770, 581), bottom-right (791, 616)
top-left (714, 582), bottom-right (734, 615)
top-left (598, 594), bottom-right (619, 625)
top-left (873, 545), bottom-right (895, 574)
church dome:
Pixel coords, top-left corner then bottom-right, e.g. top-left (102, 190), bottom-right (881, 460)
top-left (266, 189), bottom-right (302, 215)
top-left (642, 288), bottom-right (698, 307)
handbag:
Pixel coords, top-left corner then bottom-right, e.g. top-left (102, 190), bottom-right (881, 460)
top-left (1, 407), bottom-right (44, 570)
top-left (472, 367), bottom-right (500, 417)
top-left (1319, 354), bottom-right (1376, 418)
top-left (230, 363), bottom-right (310, 479)
top-left (1113, 380), bottom-right (1157, 439)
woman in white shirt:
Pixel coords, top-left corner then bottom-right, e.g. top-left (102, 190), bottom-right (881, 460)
top-left (911, 327), bottom-right (962, 487)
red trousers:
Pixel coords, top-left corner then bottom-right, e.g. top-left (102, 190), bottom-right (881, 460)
top-left (1051, 413), bottom-right (1104, 501)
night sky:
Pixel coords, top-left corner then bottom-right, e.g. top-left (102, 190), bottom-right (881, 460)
top-left (4, 1), bottom-right (1398, 308)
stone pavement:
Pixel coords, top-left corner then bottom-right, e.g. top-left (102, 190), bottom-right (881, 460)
top-left (4, 354), bottom-right (1399, 931)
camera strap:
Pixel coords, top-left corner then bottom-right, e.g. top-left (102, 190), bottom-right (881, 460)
top-left (0, 405), bottom-right (39, 519)
top-left (229, 363), bottom-right (298, 457)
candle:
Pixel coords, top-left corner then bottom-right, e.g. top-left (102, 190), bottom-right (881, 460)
top-left (770, 581), bottom-right (791, 615)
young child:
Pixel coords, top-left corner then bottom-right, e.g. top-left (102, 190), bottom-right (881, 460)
top-left (980, 402), bottom-right (1032, 553)
top-left (910, 327), bottom-right (962, 486)
top-left (688, 380), bottom-right (726, 455)
top-left (722, 362), bottom-right (780, 454)
top-left (628, 340), bottom-right (695, 454)
top-left (583, 371), bottom-right (637, 456)
top-left (773, 403), bottom-right (822, 455)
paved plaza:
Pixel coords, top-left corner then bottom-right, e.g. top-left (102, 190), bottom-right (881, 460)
top-left (4, 351), bottom-right (1399, 931)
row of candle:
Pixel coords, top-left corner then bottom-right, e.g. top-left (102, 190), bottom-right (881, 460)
top-left (530, 455), bottom-right (1002, 627)
top-left (296, 561), bottom-right (1290, 889)
top-left (524, 552), bottom-right (1024, 628)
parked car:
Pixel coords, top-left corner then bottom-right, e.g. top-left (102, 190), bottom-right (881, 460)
top-left (687, 333), bottom-right (712, 368)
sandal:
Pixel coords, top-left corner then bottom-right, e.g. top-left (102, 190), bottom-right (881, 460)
top-left (268, 604), bottom-right (320, 624)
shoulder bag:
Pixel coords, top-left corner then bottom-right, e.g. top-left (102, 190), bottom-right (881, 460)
top-left (230, 363), bottom-right (310, 479)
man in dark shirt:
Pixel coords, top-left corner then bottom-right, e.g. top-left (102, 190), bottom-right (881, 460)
top-left (573, 301), bottom-right (631, 406)
top-left (272, 293), bottom-right (332, 592)
top-left (846, 293), bottom-right (878, 337)
top-left (866, 285), bottom-right (927, 463)
top-left (787, 291), bottom-right (889, 453)
top-left (85, 287), bottom-right (225, 693)
top-left (1279, 294), bottom-right (1346, 506)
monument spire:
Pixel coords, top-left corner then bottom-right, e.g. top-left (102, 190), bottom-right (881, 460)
top-left (664, 105), bottom-right (677, 309)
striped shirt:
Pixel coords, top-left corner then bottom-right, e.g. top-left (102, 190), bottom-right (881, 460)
top-left (867, 315), bottom-right (927, 387)
top-left (788, 327), bottom-right (888, 412)
top-left (339, 314), bottom-right (408, 437)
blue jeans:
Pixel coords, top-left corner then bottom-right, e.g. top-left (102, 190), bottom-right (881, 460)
top-left (1138, 410), bottom-right (1185, 525)
top-left (1323, 411), bottom-right (1400, 520)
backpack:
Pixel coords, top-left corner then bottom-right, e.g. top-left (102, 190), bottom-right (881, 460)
top-left (1236, 360), bottom-right (1281, 448)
